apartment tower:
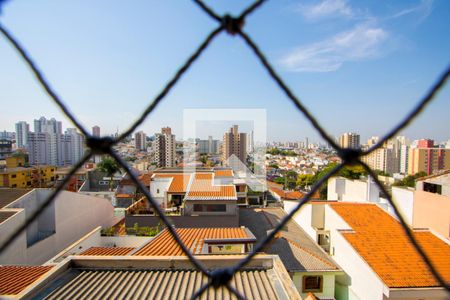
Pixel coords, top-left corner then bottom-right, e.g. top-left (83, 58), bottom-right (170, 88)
top-left (134, 131), bottom-right (147, 151)
top-left (222, 125), bottom-right (247, 165)
top-left (155, 127), bottom-right (176, 167)
top-left (339, 132), bottom-right (360, 149)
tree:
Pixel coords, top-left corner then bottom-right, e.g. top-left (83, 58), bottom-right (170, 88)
top-left (312, 163), bottom-right (368, 199)
top-left (393, 171), bottom-right (427, 188)
top-left (97, 156), bottom-right (121, 191)
top-left (268, 163), bottom-right (279, 169)
top-left (285, 170), bottom-right (298, 190)
top-left (297, 174), bottom-right (314, 190)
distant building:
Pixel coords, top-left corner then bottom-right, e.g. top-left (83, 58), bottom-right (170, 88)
top-left (65, 128), bottom-right (85, 164)
top-left (134, 131), bottom-right (147, 151)
top-left (92, 125), bottom-right (100, 137)
top-left (15, 121), bottom-right (29, 148)
top-left (155, 127), bottom-right (176, 167)
top-left (0, 130), bottom-right (15, 140)
top-left (0, 139), bottom-right (12, 159)
top-left (26, 117), bottom-right (85, 166)
top-left (338, 132), bottom-right (360, 149)
top-left (408, 139), bottom-right (450, 175)
top-left (197, 136), bottom-right (219, 154)
top-left (247, 130), bottom-right (254, 153)
top-left (222, 125), bottom-right (247, 165)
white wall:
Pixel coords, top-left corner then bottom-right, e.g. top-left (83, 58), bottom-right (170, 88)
top-left (392, 187), bottom-right (414, 225)
top-left (0, 209), bottom-right (27, 265)
top-left (292, 272), bottom-right (335, 299)
top-left (283, 200), bottom-right (316, 240)
top-left (3, 189), bottom-right (115, 265)
top-left (325, 206), bottom-right (386, 300)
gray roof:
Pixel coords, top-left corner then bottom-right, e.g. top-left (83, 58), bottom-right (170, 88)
top-left (239, 208), bottom-right (340, 272)
top-left (0, 211), bottom-right (17, 224)
top-left (0, 188), bottom-right (30, 208)
top-left (37, 269), bottom-right (279, 300)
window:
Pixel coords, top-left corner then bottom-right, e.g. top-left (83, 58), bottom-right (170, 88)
top-left (303, 276), bottom-right (323, 293)
top-left (193, 204), bottom-right (203, 212)
top-left (193, 204), bottom-right (226, 212)
top-left (11, 174), bottom-right (16, 178)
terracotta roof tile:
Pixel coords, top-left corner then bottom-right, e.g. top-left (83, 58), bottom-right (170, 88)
top-left (133, 227), bottom-right (250, 256)
top-left (0, 266), bottom-right (52, 295)
top-left (153, 173), bottom-right (191, 193)
top-left (214, 170), bottom-right (234, 177)
top-left (330, 202), bottom-right (450, 288)
top-left (271, 188), bottom-right (304, 200)
top-left (79, 247), bottom-right (135, 256)
top-left (186, 173), bottom-right (236, 200)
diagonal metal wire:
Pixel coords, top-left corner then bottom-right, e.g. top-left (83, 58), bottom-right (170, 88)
top-left (0, 0), bottom-right (449, 297)
top-left (230, 163), bottom-right (344, 273)
top-left (0, 23), bottom-right (89, 137)
top-left (109, 150), bottom-right (209, 274)
top-left (364, 65), bottom-right (450, 155)
top-left (0, 152), bottom-right (92, 253)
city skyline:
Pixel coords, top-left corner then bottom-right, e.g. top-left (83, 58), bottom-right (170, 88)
top-left (0, 1), bottom-right (449, 143)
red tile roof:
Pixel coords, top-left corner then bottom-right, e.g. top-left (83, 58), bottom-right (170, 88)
top-left (133, 227), bottom-right (250, 256)
top-left (271, 188), bottom-right (304, 200)
top-left (0, 266), bottom-right (52, 295)
top-left (330, 203), bottom-right (450, 288)
top-left (186, 173), bottom-right (236, 200)
top-left (79, 247), bottom-right (135, 256)
top-left (153, 173), bottom-right (191, 193)
top-left (214, 170), bottom-right (234, 177)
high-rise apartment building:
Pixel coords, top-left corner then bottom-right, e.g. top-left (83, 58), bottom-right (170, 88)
top-left (407, 139), bottom-right (450, 175)
top-left (339, 132), bottom-right (360, 149)
top-left (34, 117), bottom-right (62, 134)
top-left (92, 126), bottom-right (100, 137)
top-left (26, 117), bottom-right (85, 166)
top-left (247, 131), bottom-right (254, 154)
top-left (155, 127), bottom-right (176, 167)
top-left (222, 125), bottom-right (247, 164)
top-left (134, 131), bottom-right (147, 151)
top-left (27, 132), bottom-right (51, 165)
top-left (197, 136), bottom-right (219, 154)
top-left (15, 121), bottom-right (29, 148)
top-left (65, 128), bottom-right (85, 164)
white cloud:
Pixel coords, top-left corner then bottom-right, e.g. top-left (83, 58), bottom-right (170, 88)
top-left (389, 0), bottom-right (433, 23)
top-left (298, 0), bottom-right (354, 20)
top-left (279, 25), bottom-right (388, 72)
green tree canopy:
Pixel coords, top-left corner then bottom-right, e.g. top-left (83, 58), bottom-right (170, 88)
top-left (97, 156), bottom-right (121, 191)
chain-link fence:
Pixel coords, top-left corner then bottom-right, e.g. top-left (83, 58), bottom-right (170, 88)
top-left (1, 1), bottom-right (449, 299)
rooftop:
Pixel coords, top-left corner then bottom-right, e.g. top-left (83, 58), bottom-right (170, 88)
top-left (133, 227), bottom-right (254, 256)
top-left (79, 247), bottom-right (135, 256)
top-left (0, 266), bottom-right (52, 295)
top-left (214, 169), bottom-right (234, 177)
top-left (152, 173), bottom-right (191, 193)
top-left (270, 188), bottom-right (304, 200)
top-left (239, 208), bottom-right (340, 272)
top-left (0, 188), bottom-right (30, 208)
top-left (18, 256), bottom-right (300, 300)
top-left (185, 173), bottom-right (237, 200)
top-left (330, 202), bottom-right (450, 288)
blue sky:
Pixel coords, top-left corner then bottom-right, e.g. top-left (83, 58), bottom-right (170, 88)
top-left (0, 0), bottom-right (449, 143)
